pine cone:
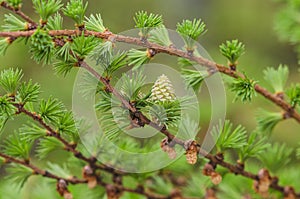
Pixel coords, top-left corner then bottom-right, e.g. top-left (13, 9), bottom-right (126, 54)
top-left (185, 140), bottom-right (198, 164)
top-left (150, 74), bottom-right (176, 103)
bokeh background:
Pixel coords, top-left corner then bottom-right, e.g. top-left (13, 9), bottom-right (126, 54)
top-left (0, 0), bottom-right (299, 158)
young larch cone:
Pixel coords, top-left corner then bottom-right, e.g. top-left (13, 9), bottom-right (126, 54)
top-left (56, 179), bottom-right (73, 199)
top-left (184, 140), bottom-right (198, 164)
top-left (82, 165), bottom-right (97, 189)
top-left (202, 163), bottom-right (215, 176)
top-left (253, 169), bottom-right (271, 197)
top-left (106, 184), bottom-right (123, 199)
top-left (284, 186), bottom-right (296, 199)
top-left (161, 138), bottom-right (177, 159)
top-left (205, 188), bottom-right (217, 199)
top-left (150, 74), bottom-right (176, 103)
top-left (202, 163), bottom-right (222, 185)
top-left (210, 171), bottom-right (222, 185)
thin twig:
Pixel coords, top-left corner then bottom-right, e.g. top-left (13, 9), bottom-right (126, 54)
top-left (13, 103), bottom-right (125, 176)
top-left (0, 28), bottom-right (299, 197)
top-left (0, 2), bottom-right (37, 27)
top-left (0, 29), bottom-right (298, 122)
top-left (0, 152), bottom-right (86, 184)
top-left (0, 152), bottom-right (191, 199)
top-left (80, 60), bottom-right (299, 198)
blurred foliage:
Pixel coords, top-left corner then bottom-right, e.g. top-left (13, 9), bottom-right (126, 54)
top-left (274, 0), bottom-right (300, 60)
top-left (0, 0), bottom-right (300, 198)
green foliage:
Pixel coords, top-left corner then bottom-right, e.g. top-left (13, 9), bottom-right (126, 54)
top-left (0, 38), bottom-right (10, 56)
top-left (118, 70), bottom-right (146, 101)
top-left (68, 184), bottom-right (105, 199)
top-left (90, 41), bottom-right (127, 77)
top-left (39, 97), bottom-right (64, 125)
top-left (286, 83), bottom-right (300, 108)
top-left (218, 175), bottom-right (254, 199)
top-left (63, 0), bottom-right (88, 26)
top-left (178, 57), bottom-right (197, 67)
top-left (258, 142), bottom-right (293, 173)
top-left (46, 13), bottom-right (63, 30)
top-left (134, 11), bottom-right (163, 39)
top-left (19, 123), bottom-right (46, 143)
top-left (178, 116), bottom-right (200, 140)
top-left (127, 49), bottom-right (150, 70)
top-left (0, 95), bottom-right (16, 118)
top-left (238, 132), bottom-right (269, 163)
top-left (2, 13), bottom-right (27, 31)
top-left (6, 164), bottom-right (33, 189)
top-left (181, 68), bottom-right (208, 91)
top-left (90, 41), bottom-right (113, 66)
top-left (72, 35), bottom-right (98, 59)
top-left (3, 132), bottom-right (32, 160)
top-left (56, 111), bottom-right (77, 139)
top-left (6, 0), bottom-right (22, 9)
top-left (32, 0), bottom-right (63, 23)
top-left (0, 116), bottom-right (8, 133)
top-left (16, 80), bottom-right (41, 104)
top-left (53, 59), bottom-right (77, 76)
top-left (85, 14), bottom-right (106, 32)
top-left (95, 91), bottom-right (132, 140)
top-left (183, 174), bottom-right (210, 197)
top-left (0, 68), bottom-right (23, 94)
top-left (95, 91), bottom-right (112, 113)
top-left (77, 70), bottom-right (101, 98)
top-left (230, 75), bottom-right (257, 102)
top-left (274, 0), bottom-right (300, 58)
top-left (121, 192), bottom-right (145, 199)
top-left (0, 3), bottom-right (300, 198)
top-left (176, 19), bottom-right (206, 51)
top-left (30, 28), bottom-right (55, 64)
top-left (297, 143), bottom-right (300, 159)
top-left (256, 109), bottom-right (283, 136)
top-left (36, 137), bottom-right (64, 159)
top-left (30, 180), bottom-right (61, 199)
top-left (147, 176), bottom-right (173, 195)
top-left (53, 35), bottom-right (82, 76)
top-left (263, 65), bottom-right (289, 93)
top-left (177, 19), bottom-right (206, 40)
top-left (55, 40), bottom-right (74, 62)
top-left (47, 162), bottom-right (72, 178)
top-left (211, 120), bottom-right (247, 152)
top-left (147, 100), bottom-right (182, 128)
top-left (148, 25), bottom-right (172, 46)
top-left (105, 52), bottom-right (127, 77)
top-left (219, 40), bottom-right (245, 65)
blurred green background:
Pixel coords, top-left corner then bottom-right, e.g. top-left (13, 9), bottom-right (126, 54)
top-left (0, 0), bottom-right (299, 145)
top-left (1, 1), bottom-right (300, 198)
